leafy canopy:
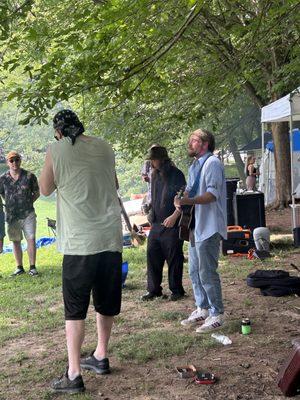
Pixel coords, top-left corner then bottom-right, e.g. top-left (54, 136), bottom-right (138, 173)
top-left (0, 0), bottom-right (299, 156)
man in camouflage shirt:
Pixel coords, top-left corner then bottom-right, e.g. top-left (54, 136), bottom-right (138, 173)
top-left (0, 196), bottom-right (4, 253)
top-left (0, 151), bottom-right (40, 276)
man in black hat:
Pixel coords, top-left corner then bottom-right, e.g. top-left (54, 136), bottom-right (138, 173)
top-left (141, 146), bottom-right (186, 301)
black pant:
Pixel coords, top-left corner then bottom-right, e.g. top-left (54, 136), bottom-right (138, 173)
top-left (146, 224), bottom-right (184, 295)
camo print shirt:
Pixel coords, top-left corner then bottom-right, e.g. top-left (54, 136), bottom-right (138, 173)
top-left (0, 169), bottom-right (39, 223)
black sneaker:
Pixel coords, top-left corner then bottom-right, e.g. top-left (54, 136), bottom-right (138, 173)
top-left (50, 371), bottom-right (85, 394)
top-left (28, 268), bottom-right (38, 276)
top-left (80, 353), bottom-right (110, 375)
top-left (140, 292), bottom-right (163, 301)
top-left (10, 267), bottom-right (25, 277)
top-left (170, 293), bottom-right (185, 301)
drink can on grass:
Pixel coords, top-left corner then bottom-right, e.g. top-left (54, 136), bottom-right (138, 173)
top-left (241, 318), bottom-right (251, 335)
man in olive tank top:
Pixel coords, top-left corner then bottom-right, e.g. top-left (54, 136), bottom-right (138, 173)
top-left (40, 109), bottom-right (123, 394)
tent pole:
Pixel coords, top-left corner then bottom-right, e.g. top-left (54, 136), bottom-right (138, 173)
top-left (261, 122), bottom-right (265, 192)
top-left (289, 98), bottom-right (296, 230)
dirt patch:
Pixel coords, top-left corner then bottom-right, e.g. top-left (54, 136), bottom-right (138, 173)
top-left (0, 211), bottom-right (299, 400)
top-left (266, 208), bottom-right (293, 233)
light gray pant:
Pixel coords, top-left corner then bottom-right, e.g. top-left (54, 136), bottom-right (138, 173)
top-left (188, 233), bottom-right (224, 316)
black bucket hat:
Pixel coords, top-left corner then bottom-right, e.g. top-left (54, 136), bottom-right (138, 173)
top-left (146, 146), bottom-right (170, 161)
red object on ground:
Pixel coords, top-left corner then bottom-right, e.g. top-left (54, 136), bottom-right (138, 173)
top-left (277, 339), bottom-right (300, 396)
top-left (194, 372), bottom-right (216, 385)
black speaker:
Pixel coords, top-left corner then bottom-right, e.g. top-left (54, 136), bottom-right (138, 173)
top-left (226, 179), bottom-right (239, 226)
top-left (293, 228), bottom-right (300, 247)
top-left (235, 192), bottom-right (266, 231)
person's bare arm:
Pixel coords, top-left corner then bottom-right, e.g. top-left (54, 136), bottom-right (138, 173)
top-left (162, 208), bottom-right (181, 228)
top-left (39, 148), bottom-right (56, 196)
top-left (174, 191), bottom-right (216, 207)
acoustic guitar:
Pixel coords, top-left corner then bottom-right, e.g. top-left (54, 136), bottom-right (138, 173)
top-left (177, 189), bottom-right (195, 242)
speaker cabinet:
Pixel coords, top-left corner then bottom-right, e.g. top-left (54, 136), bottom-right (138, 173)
top-left (235, 192), bottom-right (266, 231)
top-left (293, 227), bottom-right (300, 247)
top-left (226, 179), bottom-right (239, 226)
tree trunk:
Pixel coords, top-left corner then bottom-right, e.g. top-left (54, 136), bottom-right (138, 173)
top-left (227, 137), bottom-right (246, 184)
top-left (271, 122), bottom-right (291, 208)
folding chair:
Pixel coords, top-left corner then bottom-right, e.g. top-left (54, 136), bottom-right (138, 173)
top-left (47, 218), bottom-right (56, 237)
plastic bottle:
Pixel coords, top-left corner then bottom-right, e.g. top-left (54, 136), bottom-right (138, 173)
top-left (211, 333), bottom-right (232, 345)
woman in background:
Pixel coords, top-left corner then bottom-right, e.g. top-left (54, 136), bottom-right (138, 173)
top-left (245, 155), bottom-right (259, 190)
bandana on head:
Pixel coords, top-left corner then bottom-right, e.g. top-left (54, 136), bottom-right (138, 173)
top-left (53, 109), bottom-right (85, 145)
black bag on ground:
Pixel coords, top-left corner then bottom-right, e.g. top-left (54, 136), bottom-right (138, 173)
top-left (246, 269), bottom-right (300, 297)
top-left (260, 285), bottom-right (300, 297)
top-left (246, 270), bottom-right (289, 287)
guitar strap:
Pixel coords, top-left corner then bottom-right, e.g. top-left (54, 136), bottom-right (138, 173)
top-left (187, 153), bottom-right (212, 246)
top-left (188, 152), bottom-right (212, 198)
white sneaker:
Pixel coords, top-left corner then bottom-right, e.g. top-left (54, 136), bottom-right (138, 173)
top-left (180, 308), bottom-right (209, 326)
top-left (195, 315), bottom-right (224, 333)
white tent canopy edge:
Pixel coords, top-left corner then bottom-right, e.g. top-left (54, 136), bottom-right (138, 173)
top-left (260, 86), bottom-right (300, 230)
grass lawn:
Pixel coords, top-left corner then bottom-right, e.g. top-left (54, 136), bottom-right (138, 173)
top-left (34, 196), bottom-right (57, 238)
top-left (0, 203), bottom-right (299, 399)
top-left (0, 198), bottom-right (60, 344)
top-left (224, 163), bottom-right (239, 178)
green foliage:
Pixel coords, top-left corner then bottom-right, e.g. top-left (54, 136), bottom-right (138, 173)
top-left (0, 0), bottom-right (299, 203)
top-left (0, 1), bottom-right (34, 40)
top-left (0, 101), bottom-right (53, 175)
top-left (1, 0), bottom-right (299, 154)
top-left (0, 163), bottom-right (7, 175)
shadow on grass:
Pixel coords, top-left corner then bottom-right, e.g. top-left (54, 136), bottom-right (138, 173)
top-left (270, 237), bottom-right (295, 252)
top-left (122, 282), bottom-right (140, 291)
top-left (270, 226), bottom-right (291, 234)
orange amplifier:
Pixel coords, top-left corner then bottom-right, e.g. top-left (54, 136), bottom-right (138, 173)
top-left (222, 226), bottom-right (254, 255)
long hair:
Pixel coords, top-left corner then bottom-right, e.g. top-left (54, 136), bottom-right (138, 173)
top-left (151, 158), bottom-right (175, 206)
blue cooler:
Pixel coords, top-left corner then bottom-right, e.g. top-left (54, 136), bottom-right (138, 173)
top-left (122, 261), bottom-right (128, 288)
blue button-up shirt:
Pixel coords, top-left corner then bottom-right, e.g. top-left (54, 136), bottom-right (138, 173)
top-left (187, 154), bottom-right (227, 242)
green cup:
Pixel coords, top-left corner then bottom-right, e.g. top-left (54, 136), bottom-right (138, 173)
top-left (241, 318), bottom-right (251, 335)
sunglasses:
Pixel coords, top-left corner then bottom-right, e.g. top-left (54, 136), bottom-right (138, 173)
top-left (54, 135), bottom-right (59, 141)
top-left (8, 157), bottom-right (21, 163)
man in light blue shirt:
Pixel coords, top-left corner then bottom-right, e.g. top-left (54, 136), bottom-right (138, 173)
top-left (174, 128), bottom-right (227, 333)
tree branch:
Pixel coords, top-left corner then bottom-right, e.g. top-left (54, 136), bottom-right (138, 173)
top-left (73, 4), bottom-right (204, 91)
top-left (119, 4), bottom-right (203, 82)
top-left (97, 63), bottom-right (157, 113)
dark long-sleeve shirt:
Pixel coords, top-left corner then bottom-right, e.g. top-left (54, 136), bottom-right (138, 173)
top-left (151, 165), bottom-right (186, 224)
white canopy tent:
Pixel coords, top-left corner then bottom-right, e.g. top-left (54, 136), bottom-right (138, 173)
top-left (261, 86), bottom-right (300, 229)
